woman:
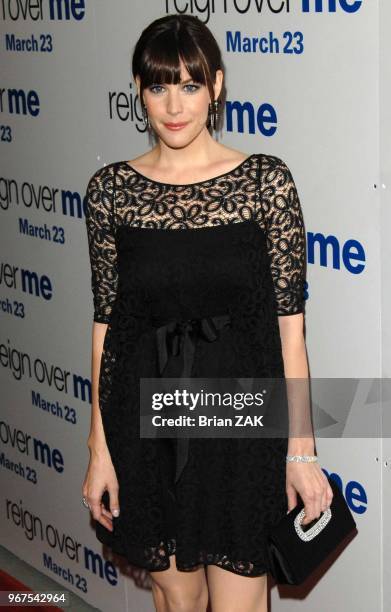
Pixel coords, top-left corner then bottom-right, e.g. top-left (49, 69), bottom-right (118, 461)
top-left (83, 13), bottom-right (333, 612)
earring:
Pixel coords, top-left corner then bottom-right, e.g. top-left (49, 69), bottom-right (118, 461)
top-left (208, 99), bottom-right (220, 130)
top-left (142, 104), bottom-right (149, 129)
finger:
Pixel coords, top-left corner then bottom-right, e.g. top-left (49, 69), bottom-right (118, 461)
top-left (319, 477), bottom-right (331, 512)
top-left (108, 488), bottom-right (120, 518)
top-left (97, 513), bottom-right (114, 531)
top-left (302, 494), bottom-right (319, 525)
top-left (327, 483), bottom-right (334, 508)
top-left (99, 504), bottom-right (113, 529)
top-left (322, 479), bottom-right (331, 512)
top-left (89, 500), bottom-right (113, 531)
top-left (307, 485), bottom-right (326, 524)
top-left (321, 487), bottom-right (327, 512)
top-left (88, 498), bottom-right (104, 521)
top-left (286, 485), bottom-right (297, 513)
top-left (302, 503), bottom-right (314, 525)
top-left (101, 506), bottom-right (113, 519)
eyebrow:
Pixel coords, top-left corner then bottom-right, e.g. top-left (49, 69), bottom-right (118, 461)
top-left (150, 78), bottom-right (197, 86)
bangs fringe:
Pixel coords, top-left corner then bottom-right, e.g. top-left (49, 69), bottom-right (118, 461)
top-left (140, 30), bottom-right (210, 88)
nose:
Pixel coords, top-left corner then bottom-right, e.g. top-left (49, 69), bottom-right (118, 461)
top-left (166, 88), bottom-right (183, 116)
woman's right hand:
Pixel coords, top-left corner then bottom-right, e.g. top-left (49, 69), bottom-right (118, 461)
top-left (82, 445), bottom-right (120, 532)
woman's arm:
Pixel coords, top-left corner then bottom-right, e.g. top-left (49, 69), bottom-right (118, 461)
top-left (87, 321), bottom-right (110, 455)
top-left (83, 318), bottom-right (120, 528)
top-left (278, 312), bottom-right (315, 455)
top-left (84, 163), bottom-right (118, 448)
top-left (279, 312), bottom-right (334, 521)
top-left (258, 156), bottom-right (333, 520)
top-left (82, 164), bottom-right (121, 528)
top-left (258, 156), bottom-right (314, 452)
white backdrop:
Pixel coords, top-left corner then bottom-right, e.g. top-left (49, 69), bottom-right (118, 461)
top-left (0, 1), bottom-right (389, 610)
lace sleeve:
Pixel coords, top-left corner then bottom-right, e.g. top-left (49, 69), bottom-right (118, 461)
top-left (84, 163), bottom-right (118, 324)
top-left (257, 155), bottom-right (306, 316)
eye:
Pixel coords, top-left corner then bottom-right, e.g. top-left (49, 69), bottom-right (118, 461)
top-left (147, 82), bottom-right (201, 94)
top-left (148, 84), bottom-right (165, 94)
top-left (183, 83), bottom-right (201, 92)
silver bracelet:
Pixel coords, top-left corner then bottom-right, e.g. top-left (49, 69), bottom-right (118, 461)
top-left (286, 455), bottom-right (318, 463)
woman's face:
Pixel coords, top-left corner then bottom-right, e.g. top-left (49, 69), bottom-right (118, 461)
top-left (136, 59), bottom-right (223, 147)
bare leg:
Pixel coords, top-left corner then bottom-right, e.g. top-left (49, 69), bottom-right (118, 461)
top-left (150, 578), bottom-right (168, 612)
top-left (206, 565), bottom-right (268, 612)
top-left (149, 554), bottom-right (209, 612)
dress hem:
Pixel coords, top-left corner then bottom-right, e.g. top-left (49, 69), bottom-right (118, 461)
top-left (95, 524), bottom-right (271, 577)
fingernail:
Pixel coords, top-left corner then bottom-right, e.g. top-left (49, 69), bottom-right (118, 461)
top-left (112, 509), bottom-right (119, 517)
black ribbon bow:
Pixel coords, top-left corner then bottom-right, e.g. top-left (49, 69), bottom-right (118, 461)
top-left (152, 312), bottom-right (231, 483)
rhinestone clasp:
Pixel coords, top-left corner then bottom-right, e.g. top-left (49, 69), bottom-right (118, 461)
top-left (294, 508), bottom-right (332, 542)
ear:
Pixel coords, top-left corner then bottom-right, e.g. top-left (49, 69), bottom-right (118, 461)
top-left (213, 69), bottom-right (224, 100)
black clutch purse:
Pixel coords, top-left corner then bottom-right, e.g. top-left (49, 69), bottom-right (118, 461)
top-left (267, 475), bottom-right (357, 585)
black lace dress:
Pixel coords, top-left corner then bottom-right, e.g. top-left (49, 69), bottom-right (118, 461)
top-left (84, 153), bottom-right (306, 576)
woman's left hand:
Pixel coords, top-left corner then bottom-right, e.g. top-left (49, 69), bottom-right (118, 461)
top-left (286, 461), bottom-right (334, 525)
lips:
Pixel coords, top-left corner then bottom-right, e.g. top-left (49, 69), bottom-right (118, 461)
top-left (164, 122), bottom-right (188, 130)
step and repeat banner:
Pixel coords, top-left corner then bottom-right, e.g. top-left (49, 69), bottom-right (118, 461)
top-left (1, 1), bottom-right (389, 611)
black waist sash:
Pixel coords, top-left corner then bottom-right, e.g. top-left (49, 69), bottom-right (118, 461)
top-left (151, 312), bottom-right (231, 483)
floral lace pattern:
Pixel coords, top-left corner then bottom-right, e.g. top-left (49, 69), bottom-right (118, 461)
top-left (84, 153), bottom-right (306, 576)
top-left (85, 153), bottom-right (306, 323)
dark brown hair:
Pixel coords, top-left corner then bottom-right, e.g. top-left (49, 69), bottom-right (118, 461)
top-left (131, 14), bottom-right (224, 119)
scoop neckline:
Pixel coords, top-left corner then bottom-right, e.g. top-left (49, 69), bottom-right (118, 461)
top-left (122, 153), bottom-right (255, 187)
